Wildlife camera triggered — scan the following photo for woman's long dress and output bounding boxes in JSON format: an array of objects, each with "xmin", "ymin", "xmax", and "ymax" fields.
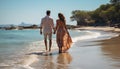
[{"xmin": 56, "ymin": 20, "xmax": 72, "ymax": 53}]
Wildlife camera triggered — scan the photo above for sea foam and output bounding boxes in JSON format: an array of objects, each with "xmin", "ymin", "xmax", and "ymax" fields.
[{"xmin": 72, "ymin": 31, "xmax": 101, "ymax": 42}]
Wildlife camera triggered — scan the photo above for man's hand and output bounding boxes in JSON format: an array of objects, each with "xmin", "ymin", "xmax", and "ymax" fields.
[{"xmin": 40, "ymin": 27, "xmax": 42, "ymax": 35}]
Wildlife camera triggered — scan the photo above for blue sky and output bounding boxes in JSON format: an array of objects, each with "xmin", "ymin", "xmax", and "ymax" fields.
[{"xmin": 0, "ymin": 0, "xmax": 109, "ymax": 25}]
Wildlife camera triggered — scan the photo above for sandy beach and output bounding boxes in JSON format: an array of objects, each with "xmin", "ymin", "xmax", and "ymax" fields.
[
  {"xmin": 75, "ymin": 26, "xmax": 120, "ymax": 32},
  {"xmin": 1, "ymin": 0, "xmax": 120, "ymax": 69},
  {"xmin": 0, "ymin": 27, "xmax": 120, "ymax": 69},
  {"xmin": 21, "ymin": 27, "xmax": 120, "ymax": 69}
]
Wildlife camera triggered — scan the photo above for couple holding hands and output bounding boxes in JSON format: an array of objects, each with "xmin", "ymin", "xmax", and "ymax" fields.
[{"xmin": 40, "ymin": 10, "xmax": 72, "ymax": 53}]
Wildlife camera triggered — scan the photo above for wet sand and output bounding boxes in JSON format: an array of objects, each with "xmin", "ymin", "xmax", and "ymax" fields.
[
  {"xmin": 101, "ymin": 36, "xmax": 120, "ymax": 62},
  {"xmin": 67, "ymin": 36, "xmax": 120, "ymax": 69},
  {"xmin": 15, "ymin": 27, "xmax": 119, "ymax": 69},
  {"xmin": 25, "ymin": 35, "xmax": 120, "ymax": 69},
  {"xmin": 1, "ymin": 27, "xmax": 120, "ymax": 69}
]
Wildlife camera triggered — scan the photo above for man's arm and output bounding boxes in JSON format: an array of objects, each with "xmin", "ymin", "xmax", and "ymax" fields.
[
  {"xmin": 40, "ymin": 19, "xmax": 43, "ymax": 35},
  {"xmin": 40, "ymin": 27, "xmax": 42, "ymax": 34}
]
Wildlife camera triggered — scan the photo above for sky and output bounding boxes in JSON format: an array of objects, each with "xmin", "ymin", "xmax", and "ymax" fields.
[{"xmin": 0, "ymin": 0, "xmax": 109, "ymax": 25}]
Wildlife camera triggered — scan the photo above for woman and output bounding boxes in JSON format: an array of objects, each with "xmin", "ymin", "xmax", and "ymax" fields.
[{"xmin": 55, "ymin": 13, "xmax": 72, "ymax": 53}]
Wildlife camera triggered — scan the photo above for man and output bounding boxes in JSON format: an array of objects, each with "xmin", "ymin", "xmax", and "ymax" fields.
[{"xmin": 40, "ymin": 10, "xmax": 54, "ymax": 52}]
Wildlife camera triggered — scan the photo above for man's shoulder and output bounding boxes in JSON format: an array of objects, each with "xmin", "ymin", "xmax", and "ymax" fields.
[
  {"xmin": 42, "ymin": 17, "xmax": 46, "ymax": 20},
  {"xmin": 42, "ymin": 16, "xmax": 53, "ymax": 22},
  {"xmin": 49, "ymin": 17, "xmax": 53, "ymax": 20},
  {"xmin": 42, "ymin": 16, "xmax": 53, "ymax": 19}
]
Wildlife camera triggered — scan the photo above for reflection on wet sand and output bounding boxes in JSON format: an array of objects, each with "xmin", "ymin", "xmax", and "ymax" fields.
[
  {"xmin": 56, "ymin": 52, "xmax": 72, "ymax": 69},
  {"xmin": 35, "ymin": 53, "xmax": 55, "ymax": 69},
  {"xmin": 34, "ymin": 52, "xmax": 72, "ymax": 69},
  {"xmin": 101, "ymin": 36, "xmax": 120, "ymax": 67},
  {"xmin": 101, "ymin": 36, "xmax": 120, "ymax": 60}
]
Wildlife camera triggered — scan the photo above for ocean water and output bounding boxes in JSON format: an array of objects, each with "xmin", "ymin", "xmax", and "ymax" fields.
[{"xmin": 0, "ymin": 29, "xmax": 119, "ymax": 69}]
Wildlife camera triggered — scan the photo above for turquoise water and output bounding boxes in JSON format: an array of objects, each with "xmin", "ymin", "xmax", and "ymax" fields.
[
  {"xmin": 0, "ymin": 29, "xmax": 82, "ymax": 57},
  {"xmin": 0, "ymin": 29, "xmax": 119, "ymax": 68},
  {"xmin": 0, "ymin": 30, "xmax": 42, "ymax": 55}
]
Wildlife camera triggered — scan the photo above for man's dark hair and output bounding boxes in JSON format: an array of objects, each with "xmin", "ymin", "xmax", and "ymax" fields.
[{"xmin": 46, "ymin": 10, "xmax": 51, "ymax": 15}]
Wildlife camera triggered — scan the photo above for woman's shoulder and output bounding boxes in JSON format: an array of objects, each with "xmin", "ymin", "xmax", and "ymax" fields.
[
  {"xmin": 57, "ymin": 20, "xmax": 62, "ymax": 24},
  {"xmin": 56, "ymin": 19, "xmax": 60, "ymax": 22}
]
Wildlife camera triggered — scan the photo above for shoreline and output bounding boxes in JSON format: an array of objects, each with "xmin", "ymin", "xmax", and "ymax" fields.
[
  {"xmin": 1, "ymin": 26, "xmax": 120, "ymax": 34},
  {"xmin": 74, "ymin": 26, "xmax": 120, "ymax": 32},
  {"xmin": 68, "ymin": 28, "xmax": 120, "ymax": 69},
  {"xmin": 29, "ymin": 27, "xmax": 120, "ymax": 69},
  {"xmin": 1, "ymin": 27, "xmax": 120, "ymax": 69}
]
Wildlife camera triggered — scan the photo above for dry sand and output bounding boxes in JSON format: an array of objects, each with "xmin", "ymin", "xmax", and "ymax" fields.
[{"xmin": 75, "ymin": 26, "xmax": 120, "ymax": 32}]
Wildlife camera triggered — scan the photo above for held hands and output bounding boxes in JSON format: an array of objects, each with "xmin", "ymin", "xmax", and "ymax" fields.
[
  {"xmin": 53, "ymin": 31, "xmax": 56, "ymax": 34},
  {"xmin": 53, "ymin": 28, "xmax": 56, "ymax": 34},
  {"xmin": 40, "ymin": 31, "xmax": 42, "ymax": 35}
]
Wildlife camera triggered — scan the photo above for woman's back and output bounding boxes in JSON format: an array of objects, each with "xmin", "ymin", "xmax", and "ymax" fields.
[
  {"xmin": 56, "ymin": 13, "xmax": 72, "ymax": 53},
  {"xmin": 56, "ymin": 20, "xmax": 66, "ymax": 32}
]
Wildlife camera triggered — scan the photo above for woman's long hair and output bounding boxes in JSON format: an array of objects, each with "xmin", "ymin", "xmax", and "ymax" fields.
[{"xmin": 58, "ymin": 13, "xmax": 65, "ymax": 23}]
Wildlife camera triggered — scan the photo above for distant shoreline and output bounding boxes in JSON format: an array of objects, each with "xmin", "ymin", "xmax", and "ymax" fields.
[
  {"xmin": 0, "ymin": 25, "xmax": 39, "ymax": 30},
  {"xmin": 0, "ymin": 25, "xmax": 120, "ymax": 33}
]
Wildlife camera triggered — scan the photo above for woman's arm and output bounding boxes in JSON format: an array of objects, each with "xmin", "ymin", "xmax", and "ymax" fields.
[{"xmin": 54, "ymin": 20, "xmax": 59, "ymax": 34}]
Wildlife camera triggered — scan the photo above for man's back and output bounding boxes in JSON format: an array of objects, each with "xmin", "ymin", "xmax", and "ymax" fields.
[
  {"xmin": 40, "ymin": 10, "xmax": 54, "ymax": 52},
  {"xmin": 41, "ymin": 16, "xmax": 54, "ymax": 34}
]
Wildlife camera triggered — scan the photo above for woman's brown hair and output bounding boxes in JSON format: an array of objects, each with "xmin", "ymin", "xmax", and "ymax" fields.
[{"xmin": 58, "ymin": 13, "xmax": 65, "ymax": 23}]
